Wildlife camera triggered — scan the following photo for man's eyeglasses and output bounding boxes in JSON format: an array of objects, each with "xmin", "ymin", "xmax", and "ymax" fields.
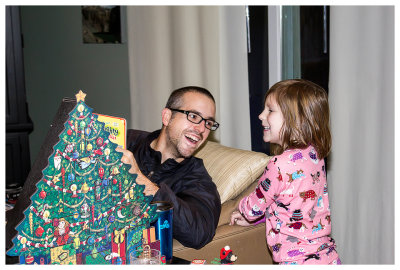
[{"xmin": 169, "ymin": 108, "xmax": 220, "ymax": 131}]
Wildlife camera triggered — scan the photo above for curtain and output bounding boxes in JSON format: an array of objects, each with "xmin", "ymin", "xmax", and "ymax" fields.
[
  {"xmin": 328, "ymin": 6, "xmax": 394, "ymax": 264},
  {"xmin": 126, "ymin": 6, "xmax": 251, "ymax": 150}
]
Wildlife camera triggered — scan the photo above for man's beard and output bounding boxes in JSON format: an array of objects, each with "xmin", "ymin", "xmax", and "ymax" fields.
[{"xmin": 165, "ymin": 126, "xmax": 202, "ymax": 159}]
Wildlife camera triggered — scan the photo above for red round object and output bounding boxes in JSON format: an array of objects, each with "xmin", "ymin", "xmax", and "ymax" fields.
[
  {"xmin": 96, "ymin": 137, "xmax": 104, "ymax": 146},
  {"xmin": 25, "ymin": 255, "xmax": 34, "ymax": 264},
  {"xmin": 67, "ymin": 129, "xmax": 73, "ymax": 135},
  {"xmin": 39, "ymin": 190, "xmax": 47, "ymax": 199},
  {"xmin": 35, "ymin": 226, "xmax": 44, "ymax": 237},
  {"xmin": 113, "ymin": 178, "xmax": 118, "ymax": 185},
  {"xmin": 98, "ymin": 167, "xmax": 105, "ymax": 179}
]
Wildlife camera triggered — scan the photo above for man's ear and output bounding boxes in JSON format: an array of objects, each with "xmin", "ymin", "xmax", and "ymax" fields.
[{"xmin": 161, "ymin": 108, "xmax": 172, "ymax": 126}]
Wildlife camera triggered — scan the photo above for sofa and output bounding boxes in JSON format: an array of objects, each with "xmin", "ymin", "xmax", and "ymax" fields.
[
  {"xmin": 126, "ymin": 129, "xmax": 274, "ymax": 264},
  {"xmin": 173, "ymin": 139, "xmax": 273, "ymax": 264}
]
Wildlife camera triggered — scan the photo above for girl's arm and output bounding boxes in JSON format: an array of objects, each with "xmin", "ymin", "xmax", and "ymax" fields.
[{"xmin": 238, "ymin": 158, "xmax": 281, "ymax": 222}]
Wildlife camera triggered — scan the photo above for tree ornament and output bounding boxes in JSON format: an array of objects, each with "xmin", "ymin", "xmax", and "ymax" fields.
[
  {"xmin": 108, "ymin": 215, "xmax": 115, "ymax": 223},
  {"xmin": 95, "ymin": 181, "xmax": 101, "ymax": 200},
  {"xmin": 20, "ymin": 236, "xmax": 27, "ymax": 245},
  {"xmin": 73, "ymin": 236, "xmax": 81, "ymax": 249},
  {"xmin": 133, "ymin": 205, "xmax": 141, "ymax": 216},
  {"xmin": 75, "ymin": 121, "xmax": 78, "ymax": 136},
  {"xmin": 91, "ymin": 205, "xmax": 95, "ymax": 226},
  {"xmin": 35, "ymin": 225, "xmax": 44, "ymax": 237},
  {"xmin": 75, "ymin": 90, "xmax": 86, "ymax": 102},
  {"xmin": 104, "ymin": 148, "xmax": 110, "ymax": 160},
  {"xmin": 85, "ymin": 127, "xmax": 91, "ymax": 136},
  {"xmin": 91, "ymin": 245, "xmax": 98, "ymax": 258},
  {"xmin": 29, "ymin": 213, "xmax": 33, "ymax": 234},
  {"xmin": 98, "ymin": 167, "xmax": 105, "ymax": 179},
  {"xmin": 67, "ymin": 129, "xmax": 73, "ymax": 136},
  {"xmin": 111, "ymin": 166, "xmax": 119, "ymax": 176},
  {"xmin": 72, "ymin": 150, "xmax": 79, "ymax": 159},
  {"xmin": 43, "ymin": 210, "xmax": 50, "ymax": 223},
  {"xmin": 53, "ymin": 152, "xmax": 61, "ymax": 170},
  {"xmin": 86, "ymin": 143, "xmax": 93, "ymax": 151},
  {"xmin": 80, "ymin": 141, "xmax": 85, "ymax": 152},
  {"xmin": 68, "ymin": 173, "xmax": 75, "ymax": 181},
  {"xmin": 93, "ymin": 149, "xmax": 103, "ymax": 155},
  {"xmin": 96, "ymin": 137, "xmax": 104, "ymax": 146},
  {"xmin": 113, "ymin": 178, "xmax": 117, "ymax": 185},
  {"xmin": 65, "ymin": 144, "xmax": 74, "ymax": 153},
  {"xmin": 70, "ymin": 184, "xmax": 78, "ymax": 197},
  {"xmin": 39, "ymin": 190, "xmax": 47, "ymax": 199},
  {"xmin": 81, "ymin": 182, "xmax": 89, "ymax": 194},
  {"xmin": 87, "ymin": 236, "xmax": 95, "ymax": 246},
  {"xmin": 61, "ymin": 167, "xmax": 66, "ymax": 188},
  {"xmin": 52, "ymin": 175, "xmax": 60, "ymax": 184},
  {"xmin": 25, "ymin": 255, "xmax": 34, "ymax": 264},
  {"xmin": 81, "ymin": 202, "xmax": 90, "ymax": 219},
  {"xmin": 77, "ymin": 104, "xmax": 85, "ymax": 114},
  {"xmin": 128, "ymin": 187, "xmax": 134, "ymax": 199}
]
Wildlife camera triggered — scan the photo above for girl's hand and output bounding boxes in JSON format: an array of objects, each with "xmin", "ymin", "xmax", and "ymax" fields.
[{"xmin": 230, "ymin": 211, "xmax": 251, "ymax": 226}]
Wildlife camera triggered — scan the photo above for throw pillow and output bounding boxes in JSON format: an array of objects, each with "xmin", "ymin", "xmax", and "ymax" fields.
[{"xmin": 194, "ymin": 141, "xmax": 271, "ymax": 204}]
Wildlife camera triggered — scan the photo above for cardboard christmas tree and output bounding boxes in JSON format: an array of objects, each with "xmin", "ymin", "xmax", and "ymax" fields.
[{"xmin": 6, "ymin": 91, "xmax": 158, "ymax": 264}]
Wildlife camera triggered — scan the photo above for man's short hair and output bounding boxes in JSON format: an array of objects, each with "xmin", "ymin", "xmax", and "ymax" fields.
[{"xmin": 165, "ymin": 86, "xmax": 215, "ymax": 109}]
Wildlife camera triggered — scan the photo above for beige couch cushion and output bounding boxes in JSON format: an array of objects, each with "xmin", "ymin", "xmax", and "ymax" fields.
[
  {"xmin": 218, "ymin": 180, "xmax": 259, "ymax": 227},
  {"xmin": 194, "ymin": 141, "xmax": 271, "ymax": 204}
]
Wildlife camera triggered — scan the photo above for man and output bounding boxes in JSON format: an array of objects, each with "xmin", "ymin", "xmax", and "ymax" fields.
[{"xmin": 116, "ymin": 86, "xmax": 221, "ymax": 249}]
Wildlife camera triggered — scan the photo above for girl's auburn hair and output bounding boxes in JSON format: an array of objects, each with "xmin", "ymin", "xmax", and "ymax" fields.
[{"xmin": 266, "ymin": 79, "xmax": 332, "ymax": 159}]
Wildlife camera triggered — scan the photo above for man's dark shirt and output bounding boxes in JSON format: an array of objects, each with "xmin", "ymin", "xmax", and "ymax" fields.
[{"xmin": 127, "ymin": 130, "xmax": 221, "ymax": 249}]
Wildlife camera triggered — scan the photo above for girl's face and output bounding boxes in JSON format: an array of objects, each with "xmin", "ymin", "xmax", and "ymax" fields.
[{"xmin": 259, "ymin": 95, "xmax": 284, "ymax": 145}]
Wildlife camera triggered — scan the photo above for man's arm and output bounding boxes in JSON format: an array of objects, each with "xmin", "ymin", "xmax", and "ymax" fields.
[
  {"xmin": 116, "ymin": 146, "xmax": 221, "ymax": 249},
  {"xmin": 152, "ymin": 173, "xmax": 221, "ymax": 249}
]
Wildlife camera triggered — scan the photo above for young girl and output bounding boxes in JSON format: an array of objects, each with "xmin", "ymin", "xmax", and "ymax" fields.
[{"xmin": 230, "ymin": 79, "xmax": 340, "ymax": 264}]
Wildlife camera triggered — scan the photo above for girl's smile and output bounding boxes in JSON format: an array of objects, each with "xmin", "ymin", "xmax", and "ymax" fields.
[{"xmin": 259, "ymin": 95, "xmax": 284, "ymax": 145}]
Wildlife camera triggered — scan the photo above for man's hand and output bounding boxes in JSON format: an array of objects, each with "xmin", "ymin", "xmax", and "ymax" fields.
[
  {"xmin": 229, "ymin": 210, "xmax": 251, "ymax": 226},
  {"xmin": 116, "ymin": 147, "xmax": 159, "ymax": 196}
]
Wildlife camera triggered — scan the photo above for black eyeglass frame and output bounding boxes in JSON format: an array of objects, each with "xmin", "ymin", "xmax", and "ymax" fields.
[{"xmin": 168, "ymin": 108, "xmax": 220, "ymax": 131}]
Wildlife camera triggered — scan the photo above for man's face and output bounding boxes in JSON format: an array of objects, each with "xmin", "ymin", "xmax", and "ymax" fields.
[{"xmin": 165, "ymin": 92, "xmax": 216, "ymax": 159}]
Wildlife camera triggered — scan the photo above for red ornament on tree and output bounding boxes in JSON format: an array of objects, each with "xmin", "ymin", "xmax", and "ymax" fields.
[
  {"xmin": 113, "ymin": 178, "xmax": 118, "ymax": 185},
  {"xmin": 96, "ymin": 137, "xmax": 104, "ymax": 147},
  {"xmin": 98, "ymin": 167, "xmax": 105, "ymax": 179},
  {"xmin": 25, "ymin": 255, "xmax": 34, "ymax": 264},
  {"xmin": 67, "ymin": 129, "xmax": 73, "ymax": 136},
  {"xmin": 39, "ymin": 190, "xmax": 47, "ymax": 199},
  {"xmin": 35, "ymin": 226, "xmax": 44, "ymax": 237}
]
